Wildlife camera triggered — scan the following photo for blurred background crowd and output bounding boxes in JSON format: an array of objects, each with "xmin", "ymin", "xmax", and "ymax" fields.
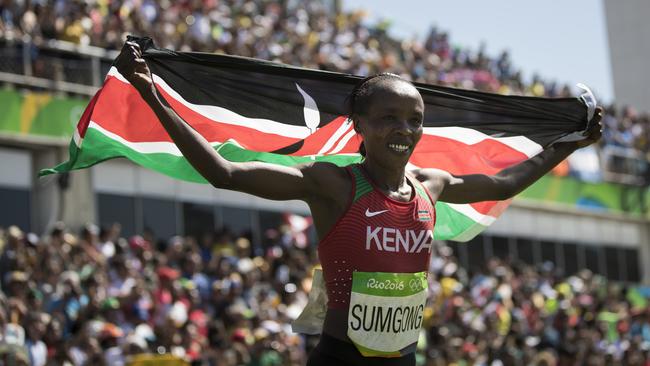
[
  {"xmin": 1, "ymin": 222, "xmax": 649, "ymax": 365},
  {"xmin": 1, "ymin": 0, "xmax": 650, "ymax": 184},
  {"xmin": 0, "ymin": 221, "xmax": 315, "ymax": 365},
  {"xmin": 1, "ymin": 0, "xmax": 650, "ymax": 365}
]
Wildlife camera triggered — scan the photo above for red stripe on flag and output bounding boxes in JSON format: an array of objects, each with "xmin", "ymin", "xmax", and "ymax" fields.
[
  {"xmin": 410, "ymin": 135, "xmax": 529, "ymax": 216},
  {"xmin": 77, "ymin": 86, "xmax": 103, "ymax": 139},
  {"xmin": 91, "ymin": 77, "xmax": 302, "ymax": 151},
  {"xmin": 472, "ymin": 199, "xmax": 510, "ymax": 218},
  {"xmin": 287, "ymin": 116, "xmax": 353, "ymax": 155},
  {"xmin": 410, "ymin": 134, "xmax": 529, "ymax": 175}
]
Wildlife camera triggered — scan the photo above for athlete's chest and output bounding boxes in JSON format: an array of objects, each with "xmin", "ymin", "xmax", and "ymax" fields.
[
  {"xmin": 354, "ymin": 192, "xmax": 433, "ymax": 226},
  {"xmin": 334, "ymin": 192, "xmax": 435, "ymax": 255},
  {"xmin": 317, "ymin": 191, "xmax": 435, "ymax": 308}
]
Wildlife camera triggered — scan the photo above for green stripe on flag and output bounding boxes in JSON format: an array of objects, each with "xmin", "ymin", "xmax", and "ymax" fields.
[
  {"xmin": 433, "ymin": 201, "xmax": 487, "ymax": 242},
  {"xmin": 40, "ymin": 127, "xmax": 362, "ymax": 182},
  {"xmin": 40, "ymin": 126, "xmax": 488, "ymax": 242},
  {"xmin": 39, "ymin": 138, "xmax": 82, "ymax": 176}
]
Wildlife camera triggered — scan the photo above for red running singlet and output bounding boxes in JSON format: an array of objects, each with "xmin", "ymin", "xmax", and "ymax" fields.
[{"xmin": 317, "ymin": 164, "xmax": 436, "ymax": 310}]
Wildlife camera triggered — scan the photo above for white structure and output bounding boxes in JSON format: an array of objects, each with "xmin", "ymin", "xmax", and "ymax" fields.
[{"xmin": 604, "ymin": 0, "xmax": 650, "ymax": 113}]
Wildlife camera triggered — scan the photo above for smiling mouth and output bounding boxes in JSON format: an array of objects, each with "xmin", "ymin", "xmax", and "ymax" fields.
[{"xmin": 388, "ymin": 143, "xmax": 410, "ymax": 153}]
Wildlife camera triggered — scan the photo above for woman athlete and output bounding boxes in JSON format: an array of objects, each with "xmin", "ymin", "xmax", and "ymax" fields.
[{"xmin": 116, "ymin": 41, "xmax": 602, "ymax": 365}]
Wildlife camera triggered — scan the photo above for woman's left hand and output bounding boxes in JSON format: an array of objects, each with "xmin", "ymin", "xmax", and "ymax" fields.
[{"xmin": 575, "ymin": 106, "xmax": 604, "ymax": 149}]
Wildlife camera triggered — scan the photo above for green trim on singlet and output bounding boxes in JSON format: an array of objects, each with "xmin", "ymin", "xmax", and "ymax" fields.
[
  {"xmin": 350, "ymin": 165, "xmax": 373, "ymax": 203},
  {"xmin": 412, "ymin": 180, "xmax": 433, "ymax": 207}
]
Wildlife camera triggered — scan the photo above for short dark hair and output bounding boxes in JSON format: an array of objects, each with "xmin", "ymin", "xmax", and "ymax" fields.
[{"xmin": 345, "ymin": 73, "xmax": 411, "ymax": 157}]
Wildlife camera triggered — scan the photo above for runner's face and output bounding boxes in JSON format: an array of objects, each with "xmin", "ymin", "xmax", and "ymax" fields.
[{"xmin": 357, "ymin": 82, "xmax": 424, "ymax": 165}]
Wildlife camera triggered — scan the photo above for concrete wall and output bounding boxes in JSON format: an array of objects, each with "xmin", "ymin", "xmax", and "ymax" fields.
[
  {"xmin": 487, "ymin": 200, "xmax": 646, "ymax": 248},
  {"xmin": 3, "ymin": 149, "xmax": 650, "ymax": 282},
  {"xmin": 0, "ymin": 147, "xmax": 31, "ymax": 188},
  {"xmin": 0, "ymin": 144, "xmax": 97, "ymax": 234},
  {"xmin": 488, "ymin": 199, "xmax": 650, "ymax": 283},
  {"xmin": 91, "ymin": 159, "xmax": 310, "ymax": 214},
  {"xmin": 604, "ymin": 0, "xmax": 650, "ymax": 113}
]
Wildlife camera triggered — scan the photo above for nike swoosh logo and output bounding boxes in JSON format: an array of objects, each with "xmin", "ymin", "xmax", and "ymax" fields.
[{"xmin": 365, "ymin": 209, "xmax": 389, "ymax": 217}]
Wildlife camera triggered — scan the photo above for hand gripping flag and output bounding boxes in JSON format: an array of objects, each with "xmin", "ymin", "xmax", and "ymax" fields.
[{"xmin": 41, "ymin": 36, "xmax": 597, "ymax": 242}]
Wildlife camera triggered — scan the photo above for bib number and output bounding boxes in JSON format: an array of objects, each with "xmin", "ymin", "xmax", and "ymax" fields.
[{"xmin": 347, "ymin": 271, "xmax": 427, "ymax": 357}]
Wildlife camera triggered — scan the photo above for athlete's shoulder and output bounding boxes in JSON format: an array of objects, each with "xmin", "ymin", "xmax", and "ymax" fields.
[
  {"xmin": 298, "ymin": 161, "xmax": 349, "ymax": 178},
  {"xmin": 298, "ymin": 161, "xmax": 351, "ymax": 195},
  {"xmin": 297, "ymin": 162, "xmax": 352, "ymax": 215}
]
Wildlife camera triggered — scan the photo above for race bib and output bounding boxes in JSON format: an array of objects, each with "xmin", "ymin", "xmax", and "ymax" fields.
[{"xmin": 347, "ymin": 271, "xmax": 428, "ymax": 357}]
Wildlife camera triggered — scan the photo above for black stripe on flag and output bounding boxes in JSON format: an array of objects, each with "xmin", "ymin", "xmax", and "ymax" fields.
[{"xmin": 128, "ymin": 36, "xmax": 589, "ymax": 148}]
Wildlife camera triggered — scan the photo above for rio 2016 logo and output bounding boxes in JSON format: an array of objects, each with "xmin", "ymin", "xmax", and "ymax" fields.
[{"xmin": 366, "ymin": 278, "xmax": 404, "ymax": 291}]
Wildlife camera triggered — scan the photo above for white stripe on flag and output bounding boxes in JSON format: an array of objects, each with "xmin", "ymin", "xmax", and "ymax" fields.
[
  {"xmin": 89, "ymin": 121, "xmax": 222, "ymax": 156},
  {"xmin": 106, "ymin": 67, "xmax": 312, "ymax": 139},
  {"xmin": 73, "ymin": 128, "xmax": 82, "ymax": 147},
  {"xmin": 327, "ymin": 128, "xmax": 357, "ymax": 155},
  {"xmin": 423, "ymin": 127, "xmax": 542, "ymax": 158},
  {"xmin": 446, "ymin": 203, "xmax": 497, "ymax": 226},
  {"xmin": 317, "ymin": 120, "xmax": 353, "ymax": 155},
  {"xmin": 90, "ymin": 121, "xmax": 360, "ymax": 164}
]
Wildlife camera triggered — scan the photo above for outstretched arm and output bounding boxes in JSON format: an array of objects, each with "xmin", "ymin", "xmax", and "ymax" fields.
[
  {"xmin": 115, "ymin": 41, "xmax": 336, "ymax": 202},
  {"xmin": 416, "ymin": 108, "xmax": 603, "ymax": 203}
]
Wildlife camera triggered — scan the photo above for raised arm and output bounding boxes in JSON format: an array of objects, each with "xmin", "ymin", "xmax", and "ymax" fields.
[
  {"xmin": 415, "ymin": 108, "xmax": 603, "ymax": 204},
  {"xmin": 115, "ymin": 41, "xmax": 338, "ymax": 202}
]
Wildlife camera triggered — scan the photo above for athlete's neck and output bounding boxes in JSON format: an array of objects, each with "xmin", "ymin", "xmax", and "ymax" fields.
[{"xmin": 361, "ymin": 159, "xmax": 408, "ymax": 193}]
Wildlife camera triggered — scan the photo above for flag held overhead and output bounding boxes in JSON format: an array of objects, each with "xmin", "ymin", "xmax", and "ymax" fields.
[{"xmin": 41, "ymin": 36, "xmax": 593, "ymax": 242}]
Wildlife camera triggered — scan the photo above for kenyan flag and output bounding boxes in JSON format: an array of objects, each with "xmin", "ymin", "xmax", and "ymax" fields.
[{"xmin": 41, "ymin": 36, "xmax": 596, "ymax": 242}]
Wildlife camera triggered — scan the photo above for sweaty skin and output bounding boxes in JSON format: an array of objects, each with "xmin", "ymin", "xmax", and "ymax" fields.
[{"xmin": 115, "ymin": 41, "xmax": 603, "ymax": 343}]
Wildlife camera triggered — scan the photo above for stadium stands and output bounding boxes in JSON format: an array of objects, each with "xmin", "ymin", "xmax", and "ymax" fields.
[
  {"xmin": 1, "ymin": 223, "xmax": 649, "ymax": 365},
  {"xmin": 1, "ymin": 1, "xmax": 650, "ymax": 364},
  {"xmin": 1, "ymin": 0, "xmax": 648, "ymax": 185}
]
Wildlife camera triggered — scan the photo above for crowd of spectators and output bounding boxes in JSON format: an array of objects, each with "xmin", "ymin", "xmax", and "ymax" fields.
[
  {"xmin": 0, "ymin": 222, "xmax": 318, "ymax": 365},
  {"xmin": 1, "ymin": 2, "xmax": 650, "ymax": 365},
  {"xmin": 601, "ymin": 105, "xmax": 650, "ymax": 183},
  {"xmin": 0, "ymin": 0, "xmax": 573, "ymax": 94},
  {"xmin": 1, "ymin": 221, "xmax": 649, "ymax": 365},
  {"xmin": 427, "ymin": 246, "xmax": 650, "ymax": 365},
  {"xmin": 1, "ymin": 0, "xmax": 650, "ymax": 174}
]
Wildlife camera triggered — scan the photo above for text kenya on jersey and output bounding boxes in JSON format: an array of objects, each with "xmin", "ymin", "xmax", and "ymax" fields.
[{"xmin": 365, "ymin": 227, "xmax": 434, "ymax": 254}]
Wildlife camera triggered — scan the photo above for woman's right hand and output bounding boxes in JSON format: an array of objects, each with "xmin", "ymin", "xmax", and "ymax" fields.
[{"xmin": 114, "ymin": 41, "xmax": 154, "ymax": 96}]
